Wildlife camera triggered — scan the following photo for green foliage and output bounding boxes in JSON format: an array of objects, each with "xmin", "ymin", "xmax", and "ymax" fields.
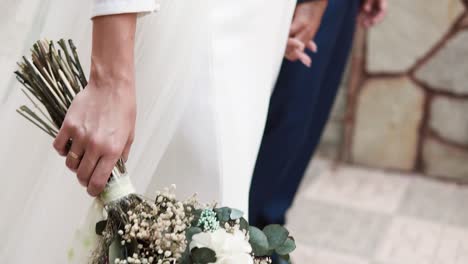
[
  {"xmin": 247, "ymin": 224, "xmax": 296, "ymax": 259},
  {"xmin": 248, "ymin": 226, "xmax": 270, "ymax": 256},
  {"xmin": 214, "ymin": 207, "xmax": 231, "ymax": 222},
  {"xmin": 95, "ymin": 220, "xmax": 107, "ymax": 236},
  {"xmin": 275, "ymin": 237, "xmax": 296, "ymax": 256},
  {"xmin": 239, "ymin": 217, "xmax": 249, "ymax": 231},
  {"xmin": 186, "ymin": 226, "xmax": 203, "ymax": 241},
  {"xmin": 108, "ymin": 239, "xmax": 126, "ymax": 263},
  {"xmin": 191, "ymin": 248, "xmax": 217, "ymax": 264},
  {"xmin": 229, "ymin": 208, "xmax": 244, "ymax": 220},
  {"xmin": 191, "ymin": 209, "xmax": 203, "ymax": 227},
  {"xmin": 263, "ymin": 224, "xmax": 289, "ymax": 250},
  {"xmin": 179, "ymin": 247, "xmax": 193, "ymax": 264}
]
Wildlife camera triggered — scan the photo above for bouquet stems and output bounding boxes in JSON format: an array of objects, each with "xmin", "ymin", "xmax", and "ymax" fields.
[{"xmin": 15, "ymin": 39, "xmax": 152, "ymax": 263}]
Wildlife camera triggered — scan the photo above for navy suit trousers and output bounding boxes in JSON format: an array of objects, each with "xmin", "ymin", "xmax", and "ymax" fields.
[{"xmin": 249, "ymin": 0, "xmax": 360, "ymax": 228}]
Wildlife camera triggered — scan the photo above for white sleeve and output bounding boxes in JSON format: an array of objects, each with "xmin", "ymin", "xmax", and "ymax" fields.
[{"xmin": 92, "ymin": 0, "xmax": 159, "ymax": 18}]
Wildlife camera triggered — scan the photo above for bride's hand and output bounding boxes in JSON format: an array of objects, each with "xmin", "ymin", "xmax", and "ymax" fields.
[
  {"xmin": 53, "ymin": 13, "xmax": 137, "ymax": 197},
  {"xmin": 54, "ymin": 78, "xmax": 136, "ymax": 196}
]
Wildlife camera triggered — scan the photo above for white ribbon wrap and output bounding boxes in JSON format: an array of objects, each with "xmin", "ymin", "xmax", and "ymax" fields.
[
  {"xmin": 68, "ymin": 176, "xmax": 135, "ymax": 263},
  {"xmin": 100, "ymin": 175, "xmax": 136, "ymax": 205}
]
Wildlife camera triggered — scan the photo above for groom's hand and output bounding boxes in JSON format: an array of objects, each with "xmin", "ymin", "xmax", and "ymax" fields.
[
  {"xmin": 285, "ymin": 0, "xmax": 328, "ymax": 67},
  {"xmin": 359, "ymin": 0, "xmax": 388, "ymax": 28}
]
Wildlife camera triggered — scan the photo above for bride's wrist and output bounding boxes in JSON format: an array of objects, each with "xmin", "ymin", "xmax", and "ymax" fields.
[{"xmin": 89, "ymin": 57, "xmax": 135, "ymax": 92}]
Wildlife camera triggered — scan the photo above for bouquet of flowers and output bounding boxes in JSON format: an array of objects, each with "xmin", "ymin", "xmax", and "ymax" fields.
[
  {"xmin": 103, "ymin": 185, "xmax": 296, "ymax": 264},
  {"xmin": 15, "ymin": 39, "xmax": 296, "ymax": 264}
]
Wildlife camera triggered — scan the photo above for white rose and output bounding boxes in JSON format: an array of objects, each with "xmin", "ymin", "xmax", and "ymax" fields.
[{"xmin": 190, "ymin": 229, "xmax": 253, "ymax": 264}]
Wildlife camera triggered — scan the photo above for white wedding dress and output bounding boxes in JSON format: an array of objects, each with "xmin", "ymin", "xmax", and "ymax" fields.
[{"xmin": 0, "ymin": 0, "xmax": 295, "ymax": 262}]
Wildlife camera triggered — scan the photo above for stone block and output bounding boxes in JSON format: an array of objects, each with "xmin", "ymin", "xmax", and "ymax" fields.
[{"xmin": 352, "ymin": 77, "xmax": 424, "ymax": 170}]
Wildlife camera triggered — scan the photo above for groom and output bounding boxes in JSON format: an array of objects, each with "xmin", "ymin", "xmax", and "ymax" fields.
[{"xmin": 249, "ymin": 0, "xmax": 387, "ymax": 260}]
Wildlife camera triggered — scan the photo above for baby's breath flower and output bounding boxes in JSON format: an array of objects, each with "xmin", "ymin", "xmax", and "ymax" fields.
[
  {"xmin": 197, "ymin": 209, "xmax": 220, "ymax": 232},
  {"xmin": 112, "ymin": 186, "xmax": 198, "ymax": 264}
]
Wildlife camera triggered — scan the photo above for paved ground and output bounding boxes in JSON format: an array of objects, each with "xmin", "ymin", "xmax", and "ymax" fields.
[{"xmin": 287, "ymin": 158, "xmax": 468, "ymax": 264}]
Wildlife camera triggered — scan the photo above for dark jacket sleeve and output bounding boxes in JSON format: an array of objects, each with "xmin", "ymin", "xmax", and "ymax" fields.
[{"xmin": 297, "ymin": 0, "xmax": 318, "ymax": 3}]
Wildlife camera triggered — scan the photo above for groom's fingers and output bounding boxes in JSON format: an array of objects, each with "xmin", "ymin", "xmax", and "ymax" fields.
[
  {"xmin": 289, "ymin": 20, "xmax": 303, "ymax": 36},
  {"xmin": 286, "ymin": 48, "xmax": 312, "ymax": 67},
  {"xmin": 285, "ymin": 38, "xmax": 305, "ymax": 61},
  {"xmin": 287, "ymin": 38, "xmax": 305, "ymax": 51},
  {"xmin": 294, "ymin": 49, "xmax": 312, "ymax": 67},
  {"xmin": 285, "ymin": 37, "xmax": 312, "ymax": 67},
  {"xmin": 307, "ymin": 40, "xmax": 318, "ymax": 53},
  {"xmin": 373, "ymin": 0, "xmax": 388, "ymax": 24}
]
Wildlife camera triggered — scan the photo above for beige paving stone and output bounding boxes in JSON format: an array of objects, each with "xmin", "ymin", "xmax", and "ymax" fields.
[
  {"xmin": 305, "ymin": 166, "xmax": 410, "ymax": 214},
  {"xmin": 318, "ymin": 121, "xmax": 344, "ymax": 159},
  {"xmin": 423, "ymin": 137, "xmax": 468, "ymax": 180},
  {"xmin": 416, "ymin": 31, "xmax": 468, "ymax": 95},
  {"xmin": 398, "ymin": 176, "xmax": 468, "ymax": 227},
  {"xmin": 434, "ymin": 226, "xmax": 468, "ymax": 264},
  {"xmin": 367, "ymin": 0, "xmax": 464, "ymax": 72},
  {"xmin": 288, "ymin": 158, "xmax": 468, "ymax": 263},
  {"xmin": 375, "ymin": 216, "xmax": 468, "ymax": 264},
  {"xmin": 375, "ymin": 216, "xmax": 443, "ymax": 264},
  {"xmin": 292, "ymin": 244, "xmax": 370, "ymax": 264},
  {"xmin": 287, "ymin": 200, "xmax": 389, "ymax": 257},
  {"xmin": 351, "ymin": 77, "xmax": 424, "ymax": 170},
  {"xmin": 429, "ymin": 96, "xmax": 468, "ymax": 145}
]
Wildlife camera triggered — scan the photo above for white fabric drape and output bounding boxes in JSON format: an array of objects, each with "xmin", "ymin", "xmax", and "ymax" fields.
[
  {"xmin": 92, "ymin": 0, "xmax": 158, "ymax": 17},
  {"xmin": 0, "ymin": 0, "xmax": 295, "ymax": 262}
]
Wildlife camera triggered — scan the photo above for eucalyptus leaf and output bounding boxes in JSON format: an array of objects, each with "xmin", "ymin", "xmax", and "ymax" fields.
[
  {"xmin": 186, "ymin": 226, "xmax": 203, "ymax": 241},
  {"xmin": 191, "ymin": 209, "xmax": 203, "ymax": 226},
  {"xmin": 191, "ymin": 247, "xmax": 217, "ymax": 264},
  {"xmin": 248, "ymin": 226, "xmax": 270, "ymax": 256},
  {"xmin": 180, "ymin": 247, "xmax": 193, "ymax": 264},
  {"xmin": 214, "ymin": 207, "xmax": 231, "ymax": 222},
  {"xmin": 263, "ymin": 224, "xmax": 289, "ymax": 250},
  {"xmin": 275, "ymin": 237, "xmax": 296, "ymax": 256},
  {"xmin": 239, "ymin": 217, "xmax": 249, "ymax": 231},
  {"xmin": 95, "ymin": 220, "xmax": 107, "ymax": 236},
  {"xmin": 229, "ymin": 208, "xmax": 244, "ymax": 220},
  {"xmin": 109, "ymin": 239, "xmax": 126, "ymax": 264}
]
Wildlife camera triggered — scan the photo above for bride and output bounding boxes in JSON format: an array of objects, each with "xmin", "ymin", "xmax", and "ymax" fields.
[{"xmin": 0, "ymin": 0, "xmax": 296, "ymax": 262}]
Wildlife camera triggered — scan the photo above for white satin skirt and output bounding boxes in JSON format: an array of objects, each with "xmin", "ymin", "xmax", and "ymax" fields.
[{"xmin": 0, "ymin": 0, "xmax": 295, "ymax": 262}]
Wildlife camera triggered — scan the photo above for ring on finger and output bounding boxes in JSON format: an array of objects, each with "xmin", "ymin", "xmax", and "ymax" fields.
[{"xmin": 68, "ymin": 151, "xmax": 82, "ymax": 160}]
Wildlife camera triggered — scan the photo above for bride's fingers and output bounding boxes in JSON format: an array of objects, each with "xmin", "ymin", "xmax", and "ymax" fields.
[
  {"xmin": 65, "ymin": 138, "xmax": 85, "ymax": 172},
  {"xmin": 87, "ymin": 155, "xmax": 119, "ymax": 197},
  {"xmin": 122, "ymin": 135, "xmax": 134, "ymax": 162},
  {"xmin": 53, "ymin": 125, "xmax": 72, "ymax": 156},
  {"xmin": 76, "ymin": 148, "xmax": 100, "ymax": 188}
]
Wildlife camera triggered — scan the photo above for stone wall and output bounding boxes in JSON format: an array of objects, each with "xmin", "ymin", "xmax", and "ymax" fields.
[{"xmin": 318, "ymin": 0, "xmax": 468, "ymax": 182}]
